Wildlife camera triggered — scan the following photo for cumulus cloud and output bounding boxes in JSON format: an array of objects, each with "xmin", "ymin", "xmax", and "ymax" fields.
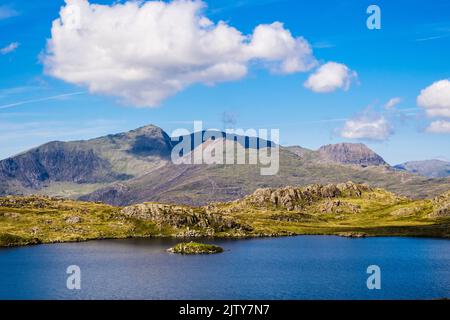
[
  {"xmin": 304, "ymin": 62, "xmax": 357, "ymax": 93},
  {"xmin": 426, "ymin": 120, "xmax": 450, "ymax": 134},
  {"xmin": 0, "ymin": 42, "xmax": 19, "ymax": 55},
  {"xmin": 341, "ymin": 110, "xmax": 392, "ymax": 141},
  {"xmin": 417, "ymin": 79, "xmax": 450, "ymax": 117},
  {"xmin": 383, "ymin": 97, "xmax": 401, "ymax": 109},
  {"xmin": 44, "ymin": 0, "xmax": 317, "ymax": 107}
]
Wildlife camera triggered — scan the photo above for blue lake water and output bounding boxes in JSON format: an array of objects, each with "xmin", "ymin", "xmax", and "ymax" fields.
[{"xmin": 0, "ymin": 236, "xmax": 449, "ymax": 300}]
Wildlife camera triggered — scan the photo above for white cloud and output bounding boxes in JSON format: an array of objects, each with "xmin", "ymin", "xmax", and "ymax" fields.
[
  {"xmin": 384, "ymin": 97, "xmax": 401, "ymax": 109},
  {"xmin": 0, "ymin": 42, "xmax": 19, "ymax": 55},
  {"xmin": 304, "ymin": 62, "xmax": 357, "ymax": 93},
  {"xmin": 0, "ymin": 91, "xmax": 85, "ymax": 110},
  {"xmin": 426, "ymin": 120, "xmax": 450, "ymax": 134},
  {"xmin": 0, "ymin": 6, "xmax": 18, "ymax": 20},
  {"xmin": 341, "ymin": 110, "xmax": 392, "ymax": 141},
  {"xmin": 44, "ymin": 0, "xmax": 317, "ymax": 107},
  {"xmin": 417, "ymin": 79, "xmax": 450, "ymax": 117}
]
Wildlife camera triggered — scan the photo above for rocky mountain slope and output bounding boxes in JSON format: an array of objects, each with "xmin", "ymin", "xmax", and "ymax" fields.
[
  {"xmin": 80, "ymin": 146, "xmax": 450, "ymax": 206},
  {"xmin": 317, "ymin": 143, "xmax": 388, "ymax": 166},
  {"xmin": 1, "ymin": 124, "xmax": 450, "ymax": 206},
  {"xmin": 394, "ymin": 160, "xmax": 450, "ymax": 178},
  {"xmin": 0, "ymin": 125, "xmax": 172, "ymax": 195}
]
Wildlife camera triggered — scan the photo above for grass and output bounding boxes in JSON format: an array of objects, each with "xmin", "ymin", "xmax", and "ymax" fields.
[
  {"xmin": 0, "ymin": 196, "xmax": 156, "ymax": 246},
  {"xmin": 214, "ymin": 186, "xmax": 450, "ymax": 238},
  {"xmin": 167, "ymin": 242, "xmax": 224, "ymax": 254},
  {"xmin": 36, "ymin": 182, "xmax": 109, "ymax": 199},
  {"xmin": 0, "ymin": 184, "xmax": 449, "ymax": 247}
]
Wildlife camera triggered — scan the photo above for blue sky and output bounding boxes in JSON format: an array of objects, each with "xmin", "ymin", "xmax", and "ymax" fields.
[{"xmin": 0, "ymin": 0, "xmax": 450, "ymax": 164}]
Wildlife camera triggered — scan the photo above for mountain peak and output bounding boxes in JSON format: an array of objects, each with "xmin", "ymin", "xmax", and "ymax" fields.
[
  {"xmin": 318, "ymin": 143, "xmax": 387, "ymax": 166},
  {"xmin": 123, "ymin": 124, "xmax": 173, "ymax": 157},
  {"xmin": 127, "ymin": 124, "xmax": 166, "ymax": 136}
]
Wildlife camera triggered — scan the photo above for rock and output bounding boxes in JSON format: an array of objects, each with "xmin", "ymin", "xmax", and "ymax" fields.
[
  {"xmin": 319, "ymin": 200, "xmax": 361, "ymax": 214},
  {"xmin": 0, "ymin": 195, "xmax": 73, "ymax": 210},
  {"xmin": 430, "ymin": 191, "xmax": 450, "ymax": 217},
  {"xmin": 121, "ymin": 202, "xmax": 251, "ymax": 232},
  {"xmin": 244, "ymin": 182, "xmax": 371, "ymax": 211},
  {"xmin": 1, "ymin": 212, "xmax": 20, "ymax": 219},
  {"xmin": 65, "ymin": 216, "xmax": 82, "ymax": 224},
  {"xmin": 337, "ymin": 232, "xmax": 367, "ymax": 238},
  {"xmin": 175, "ymin": 228, "xmax": 204, "ymax": 238},
  {"xmin": 433, "ymin": 205, "xmax": 450, "ymax": 217}
]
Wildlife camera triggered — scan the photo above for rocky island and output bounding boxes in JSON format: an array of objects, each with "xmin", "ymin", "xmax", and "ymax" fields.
[{"xmin": 167, "ymin": 242, "xmax": 224, "ymax": 254}]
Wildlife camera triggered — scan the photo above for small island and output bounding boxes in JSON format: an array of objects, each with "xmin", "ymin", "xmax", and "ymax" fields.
[{"xmin": 167, "ymin": 242, "xmax": 224, "ymax": 254}]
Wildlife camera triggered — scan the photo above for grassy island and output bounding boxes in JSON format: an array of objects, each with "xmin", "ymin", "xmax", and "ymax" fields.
[{"xmin": 167, "ymin": 242, "xmax": 224, "ymax": 254}]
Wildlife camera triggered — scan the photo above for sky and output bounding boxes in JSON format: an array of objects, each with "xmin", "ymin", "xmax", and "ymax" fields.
[{"xmin": 0, "ymin": 0, "xmax": 449, "ymax": 164}]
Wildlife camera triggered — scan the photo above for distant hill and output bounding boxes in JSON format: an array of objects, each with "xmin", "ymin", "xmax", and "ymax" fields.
[
  {"xmin": 394, "ymin": 160, "xmax": 450, "ymax": 178},
  {"xmin": 317, "ymin": 143, "xmax": 388, "ymax": 166},
  {"xmin": 1, "ymin": 124, "xmax": 449, "ymax": 206},
  {"xmin": 286, "ymin": 143, "xmax": 388, "ymax": 166}
]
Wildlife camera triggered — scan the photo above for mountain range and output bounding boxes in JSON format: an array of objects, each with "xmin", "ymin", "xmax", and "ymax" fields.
[
  {"xmin": 1, "ymin": 124, "xmax": 449, "ymax": 206},
  {"xmin": 394, "ymin": 160, "xmax": 450, "ymax": 178}
]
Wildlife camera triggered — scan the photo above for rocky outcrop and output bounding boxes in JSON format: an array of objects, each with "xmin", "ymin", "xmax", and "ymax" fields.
[
  {"xmin": 0, "ymin": 195, "xmax": 64, "ymax": 209},
  {"xmin": 318, "ymin": 200, "xmax": 361, "ymax": 214},
  {"xmin": 65, "ymin": 216, "xmax": 82, "ymax": 224},
  {"xmin": 121, "ymin": 202, "xmax": 251, "ymax": 232},
  {"xmin": 337, "ymin": 232, "xmax": 367, "ymax": 238},
  {"xmin": 243, "ymin": 182, "xmax": 372, "ymax": 211},
  {"xmin": 318, "ymin": 143, "xmax": 387, "ymax": 166},
  {"xmin": 430, "ymin": 191, "xmax": 450, "ymax": 217}
]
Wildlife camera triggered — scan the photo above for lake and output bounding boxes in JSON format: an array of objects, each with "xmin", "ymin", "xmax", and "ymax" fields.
[{"xmin": 0, "ymin": 236, "xmax": 449, "ymax": 300}]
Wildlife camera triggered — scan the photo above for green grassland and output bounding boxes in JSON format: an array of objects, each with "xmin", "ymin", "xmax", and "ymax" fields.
[{"xmin": 1, "ymin": 182, "xmax": 449, "ymax": 247}]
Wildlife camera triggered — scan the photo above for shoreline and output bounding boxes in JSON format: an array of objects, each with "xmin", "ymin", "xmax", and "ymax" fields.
[{"xmin": 2, "ymin": 229, "xmax": 450, "ymax": 249}]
